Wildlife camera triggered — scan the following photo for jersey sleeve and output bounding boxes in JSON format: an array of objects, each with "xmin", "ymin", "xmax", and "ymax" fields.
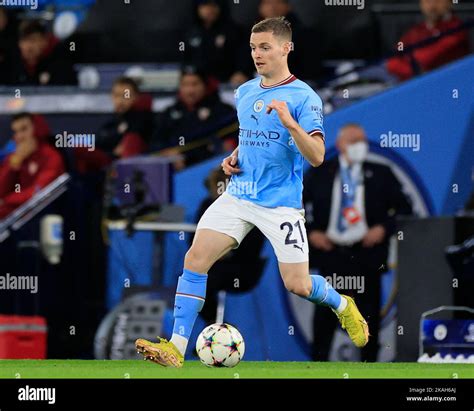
[{"xmin": 296, "ymin": 92, "xmax": 325, "ymax": 142}]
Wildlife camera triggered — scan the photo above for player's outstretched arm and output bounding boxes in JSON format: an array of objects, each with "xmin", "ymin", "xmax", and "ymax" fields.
[{"xmin": 267, "ymin": 100, "xmax": 325, "ymax": 167}]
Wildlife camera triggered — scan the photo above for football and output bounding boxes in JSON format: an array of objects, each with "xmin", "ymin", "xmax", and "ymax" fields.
[{"xmin": 196, "ymin": 323, "xmax": 245, "ymax": 367}]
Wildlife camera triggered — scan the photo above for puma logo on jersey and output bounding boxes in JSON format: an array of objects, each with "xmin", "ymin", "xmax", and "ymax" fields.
[{"xmin": 293, "ymin": 244, "xmax": 304, "ymax": 253}]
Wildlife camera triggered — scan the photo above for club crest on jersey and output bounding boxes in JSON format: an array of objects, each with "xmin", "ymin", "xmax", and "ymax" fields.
[{"xmin": 253, "ymin": 100, "xmax": 264, "ymax": 113}]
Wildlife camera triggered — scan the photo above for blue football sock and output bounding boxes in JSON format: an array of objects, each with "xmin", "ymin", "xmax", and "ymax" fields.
[
  {"xmin": 305, "ymin": 274, "xmax": 342, "ymax": 310},
  {"xmin": 172, "ymin": 269, "xmax": 207, "ymax": 342}
]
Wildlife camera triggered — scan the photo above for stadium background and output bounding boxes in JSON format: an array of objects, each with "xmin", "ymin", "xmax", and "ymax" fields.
[{"xmin": 0, "ymin": 0, "xmax": 472, "ymax": 365}]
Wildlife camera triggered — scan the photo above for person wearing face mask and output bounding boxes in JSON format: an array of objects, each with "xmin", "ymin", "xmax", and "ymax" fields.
[{"xmin": 303, "ymin": 123, "xmax": 412, "ymax": 362}]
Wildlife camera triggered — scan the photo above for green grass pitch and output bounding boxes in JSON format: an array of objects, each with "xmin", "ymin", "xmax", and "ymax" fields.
[{"xmin": 0, "ymin": 360, "xmax": 472, "ymax": 378}]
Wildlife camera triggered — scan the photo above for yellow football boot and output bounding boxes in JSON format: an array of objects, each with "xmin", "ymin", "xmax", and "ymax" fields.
[
  {"xmin": 135, "ymin": 337, "xmax": 184, "ymax": 368},
  {"xmin": 333, "ymin": 295, "xmax": 369, "ymax": 348}
]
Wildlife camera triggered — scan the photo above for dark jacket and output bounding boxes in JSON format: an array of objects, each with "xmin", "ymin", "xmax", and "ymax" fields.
[
  {"xmin": 3, "ymin": 34, "xmax": 77, "ymax": 86},
  {"xmin": 96, "ymin": 94, "xmax": 153, "ymax": 158},
  {"xmin": 183, "ymin": 19, "xmax": 246, "ymax": 82},
  {"xmin": 152, "ymin": 92, "xmax": 236, "ymax": 165},
  {"xmin": 303, "ymin": 157, "xmax": 413, "ymax": 268}
]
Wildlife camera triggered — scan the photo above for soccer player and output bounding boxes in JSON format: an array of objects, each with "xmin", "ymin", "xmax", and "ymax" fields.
[{"xmin": 136, "ymin": 17, "xmax": 369, "ymax": 367}]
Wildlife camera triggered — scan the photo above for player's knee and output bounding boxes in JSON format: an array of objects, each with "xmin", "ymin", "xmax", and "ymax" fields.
[
  {"xmin": 284, "ymin": 278, "xmax": 312, "ymax": 298},
  {"xmin": 184, "ymin": 246, "xmax": 209, "ymax": 273}
]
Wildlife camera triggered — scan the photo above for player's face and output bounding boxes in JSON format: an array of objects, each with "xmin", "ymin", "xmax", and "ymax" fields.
[
  {"xmin": 111, "ymin": 83, "xmax": 137, "ymax": 114},
  {"xmin": 12, "ymin": 117, "xmax": 35, "ymax": 145},
  {"xmin": 250, "ymin": 32, "xmax": 290, "ymax": 77},
  {"xmin": 420, "ymin": 0, "xmax": 451, "ymax": 22}
]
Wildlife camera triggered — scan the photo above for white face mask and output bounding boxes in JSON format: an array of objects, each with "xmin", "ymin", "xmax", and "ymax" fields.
[{"xmin": 346, "ymin": 141, "xmax": 368, "ymax": 163}]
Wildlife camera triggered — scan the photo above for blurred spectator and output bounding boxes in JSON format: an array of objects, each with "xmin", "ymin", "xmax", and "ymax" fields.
[
  {"xmin": 184, "ymin": 0, "xmax": 248, "ymax": 86},
  {"xmin": 3, "ymin": 19, "xmax": 77, "ymax": 85},
  {"xmin": 239, "ymin": 0, "xmax": 321, "ymax": 82},
  {"xmin": 74, "ymin": 76, "xmax": 152, "ymax": 173},
  {"xmin": 99, "ymin": 77, "xmax": 152, "ymax": 157},
  {"xmin": 303, "ymin": 124, "xmax": 412, "ymax": 362},
  {"xmin": 0, "ymin": 113, "xmax": 51, "ymax": 161},
  {"xmin": 386, "ymin": 0, "xmax": 469, "ymax": 81},
  {"xmin": 0, "ymin": 112, "xmax": 65, "ymax": 219},
  {"xmin": 152, "ymin": 68, "xmax": 236, "ymax": 169}
]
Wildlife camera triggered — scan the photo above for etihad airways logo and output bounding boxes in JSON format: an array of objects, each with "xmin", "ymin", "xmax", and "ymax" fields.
[
  {"xmin": 239, "ymin": 128, "xmax": 281, "ymax": 148},
  {"xmin": 239, "ymin": 128, "xmax": 281, "ymax": 140}
]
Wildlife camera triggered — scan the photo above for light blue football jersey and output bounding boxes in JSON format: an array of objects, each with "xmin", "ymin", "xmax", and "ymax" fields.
[{"xmin": 227, "ymin": 74, "xmax": 325, "ymax": 209}]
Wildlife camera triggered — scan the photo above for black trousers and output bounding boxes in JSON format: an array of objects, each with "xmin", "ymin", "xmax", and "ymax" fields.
[{"xmin": 311, "ymin": 243, "xmax": 385, "ymax": 362}]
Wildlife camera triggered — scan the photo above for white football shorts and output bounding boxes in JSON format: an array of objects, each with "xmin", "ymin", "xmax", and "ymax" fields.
[{"xmin": 196, "ymin": 192, "xmax": 309, "ymax": 263}]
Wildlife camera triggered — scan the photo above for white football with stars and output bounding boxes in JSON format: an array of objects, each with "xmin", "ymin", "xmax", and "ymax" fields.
[{"xmin": 196, "ymin": 323, "xmax": 245, "ymax": 368}]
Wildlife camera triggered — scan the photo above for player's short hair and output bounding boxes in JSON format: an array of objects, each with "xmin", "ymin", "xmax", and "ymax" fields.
[
  {"xmin": 112, "ymin": 76, "xmax": 140, "ymax": 94},
  {"xmin": 19, "ymin": 20, "xmax": 47, "ymax": 40},
  {"xmin": 11, "ymin": 112, "xmax": 33, "ymax": 124},
  {"xmin": 251, "ymin": 16, "xmax": 292, "ymax": 42}
]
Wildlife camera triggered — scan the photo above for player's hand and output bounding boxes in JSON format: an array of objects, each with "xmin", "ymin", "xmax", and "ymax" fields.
[
  {"xmin": 266, "ymin": 99, "xmax": 297, "ymax": 129},
  {"xmin": 362, "ymin": 225, "xmax": 386, "ymax": 248},
  {"xmin": 309, "ymin": 230, "xmax": 334, "ymax": 251},
  {"xmin": 16, "ymin": 140, "xmax": 37, "ymax": 160},
  {"xmin": 221, "ymin": 154, "xmax": 241, "ymax": 175},
  {"xmin": 10, "ymin": 140, "xmax": 37, "ymax": 169}
]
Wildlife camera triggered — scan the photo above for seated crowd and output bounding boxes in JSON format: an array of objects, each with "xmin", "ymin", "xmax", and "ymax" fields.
[{"xmin": 0, "ymin": 0, "xmax": 471, "ymax": 218}]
